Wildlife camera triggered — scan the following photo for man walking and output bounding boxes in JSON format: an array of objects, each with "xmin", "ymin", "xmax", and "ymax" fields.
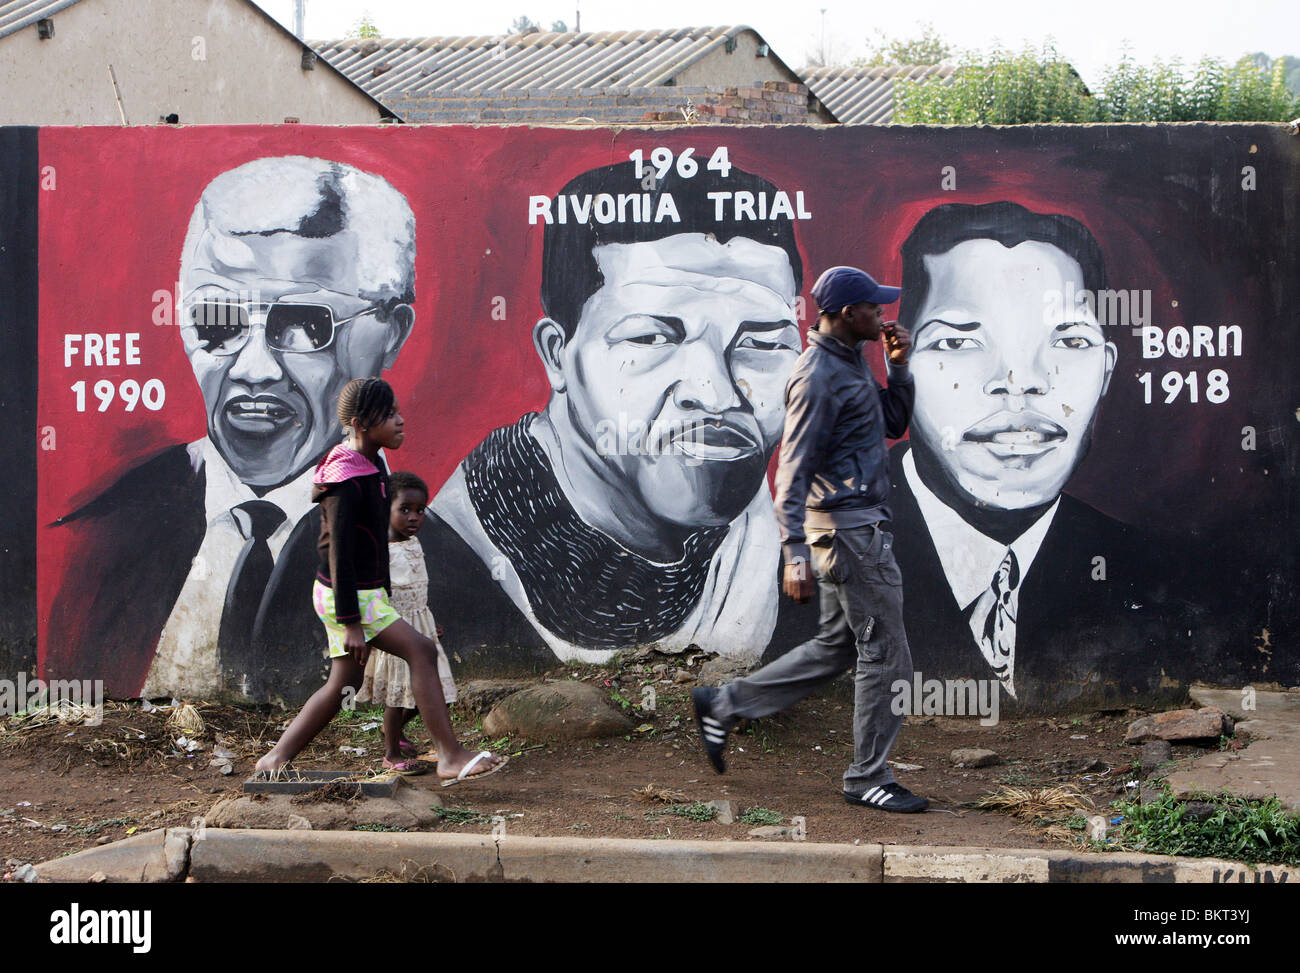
[{"xmin": 692, "ymin": 265, "xmax": 929, "ymax": 813}]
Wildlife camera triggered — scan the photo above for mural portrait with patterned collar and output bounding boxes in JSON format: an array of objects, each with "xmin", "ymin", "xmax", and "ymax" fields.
[{"xmin": 425, "ymin": 158, "xmax": 817, "ymax": 667}]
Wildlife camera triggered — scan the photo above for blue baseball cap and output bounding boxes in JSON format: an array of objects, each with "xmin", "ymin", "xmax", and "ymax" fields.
[{"xmin": 811, "ymin": 266, "xmax": 900, "ymax": 312}]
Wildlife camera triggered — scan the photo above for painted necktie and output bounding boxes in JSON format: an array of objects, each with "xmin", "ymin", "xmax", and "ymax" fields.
[
  {"xmin": 969, "ymin": 548, "xmax": 1020, "ymax": 698},
  {"xmin": 218, "ymin": 500, "xmax": 286, "ymax": 680}
]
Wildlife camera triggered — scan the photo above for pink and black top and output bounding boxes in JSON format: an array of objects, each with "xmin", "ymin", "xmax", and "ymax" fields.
[{"xmin": 311, "ymin": 444, "xmax": 390, "ymax": 624}]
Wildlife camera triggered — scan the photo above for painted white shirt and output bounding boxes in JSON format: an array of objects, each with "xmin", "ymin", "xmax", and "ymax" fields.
[
  {"xmin": 140, "ymin": 438, "xmax": 316, "ymax": 699},
  {"xmin": 432, "ymin": 451, "xmax": 782, "ymax": 666},
  {"xmin": 903, "ymin": 447, "xmax": 1058, "ymax": 641}
]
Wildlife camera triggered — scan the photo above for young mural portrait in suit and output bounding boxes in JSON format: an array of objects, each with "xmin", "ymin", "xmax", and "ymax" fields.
[
  {"xmin": 44, "ymin": 156, "xmax": 417, "ymax": 702},
  {"xmin": 886, "ymin": 201, "xmax": 1189, "ymax": 708}
]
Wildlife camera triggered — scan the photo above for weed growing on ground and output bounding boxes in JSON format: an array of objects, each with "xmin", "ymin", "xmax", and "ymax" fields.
[
  {"xmin": 645, "ymin": 801, "xmax": 718, "ymax": 823},
  {"xmin": 1110, "ymin": 792, "xmax": 1300, "ymax": 866},
  {"xmin": 998, "ymin": 767, "xmax": 1038, "ymax": 786},
  {"xmin": 609, "ymin": 691, "xmax": 632, "ymax": 710},
  {"xmin": 433, "ymin": 806, "xmax": 489, "ymax": 825},
  {"xmin": 739, "ymin": 807, "xmax": 783, "ymax": 826},
  {"xmin": 353, "ymin": 823, "xmax": 408, "ymax": 832},
  {"xmin": 331, "ymin": 706, "xmax": 384, "ymax": 727},
  {"xmin": 70, "ymin": 816, "xmax": 138, "ymax": 836},
  {"xmin": 1062, "ymin": 813, "xmax": 1089, "ymax": 832},
  {"xmin": 742, "ymin": 719, "xmax": 782, "ymax": 754}
]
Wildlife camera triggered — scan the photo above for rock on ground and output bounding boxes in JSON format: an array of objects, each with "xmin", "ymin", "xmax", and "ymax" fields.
[
  {"xmin": 950, "ymin": 748, "xmax": 1003, "ymax": 768},
  {"xmin": 1124, "ymin": 707, "xmax": 1227, "ymax": 744},
  {"xmin": 697, "ymin": 656, "xmax": 754, "ymax": 686},
  {"xmin": 707, "ymin": 800, "xmax": 737, "ymax": 825},
  {"xmin": 1140, "ymin": 740, "xmax": 1173, "ymax": 772},
  {"xmin": 454, "ymin": 679, "xmax": 533, "ymax": 715},
  {"xmin": 203, "ymin": 779, "xmax": 442, "ymax": 831},
  {"xmin": 483, "ymin": 681, "xmax": 634, "ymax": 740}
]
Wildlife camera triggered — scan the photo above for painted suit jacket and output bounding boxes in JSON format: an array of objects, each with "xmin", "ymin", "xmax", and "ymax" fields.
[
  {"xmin": 45, "ymin": 446, "xmax": 329, "ymax": 703},
  {"xmin": 885, "ymin": 442, "xmax": 1209, "ymax": 711}
]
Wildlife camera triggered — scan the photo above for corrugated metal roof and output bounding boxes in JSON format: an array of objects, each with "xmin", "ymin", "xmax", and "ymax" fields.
[
  {"xmin": 0, "ymin": 0, "xmax": 84, "ymax": 40},
  {"xmin": 313, "ymin": 26, "xmax": 768, "ymax": 97},
  {"xmin": 801, "ymin": 64, "xmax": 954, "ymax": 124}
]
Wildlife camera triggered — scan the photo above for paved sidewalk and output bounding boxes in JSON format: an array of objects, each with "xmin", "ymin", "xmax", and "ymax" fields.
[{"xmin": 1164, "ymin": 687, "xmax": 1300, "ymax": 811}]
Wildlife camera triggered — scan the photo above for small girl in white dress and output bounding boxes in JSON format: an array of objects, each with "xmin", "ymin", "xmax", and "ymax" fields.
[{"xmin": 356, "ymin": 471, "xmax": 457, "ymax": 773}]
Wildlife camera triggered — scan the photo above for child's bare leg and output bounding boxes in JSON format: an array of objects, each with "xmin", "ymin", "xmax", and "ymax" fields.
[
  {"xmin": 397, "ymin": 708, "xmax": 421, "ymax": 750},
  {"xmin": 382, "ymin": 705, "xmax": 407, "ymax": 762},
  {"xmin": 256, "ymin": 658, "xmax": 364, "ymax": 773},
  {"xmin": 371, "ymin": 619, "xmax": 501, "ymax": 780}
]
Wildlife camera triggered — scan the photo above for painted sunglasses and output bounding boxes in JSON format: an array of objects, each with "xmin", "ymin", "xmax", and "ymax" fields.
[{"xmin": 185, "ymin": 299, "xmax": 388, "ymax": 355}]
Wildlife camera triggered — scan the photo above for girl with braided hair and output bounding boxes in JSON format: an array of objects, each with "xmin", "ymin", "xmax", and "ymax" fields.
[{"xmin": 256, "ymin": 378, "xmax": 506, "ymax": 785}]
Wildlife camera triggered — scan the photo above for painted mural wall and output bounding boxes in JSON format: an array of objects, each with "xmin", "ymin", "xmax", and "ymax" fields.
[{"xmin": 1, "ymin": 123, "xmax": 1296, "ymax": 711}]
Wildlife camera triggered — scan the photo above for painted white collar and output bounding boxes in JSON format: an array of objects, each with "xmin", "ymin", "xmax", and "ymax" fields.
[
  {"xmin": 190, "ymin": 437, "xmax": 316, "ymax": 535},
  {"xmin": 903, "ymin": 449, "xmax": 1059, "ymax": 608}
]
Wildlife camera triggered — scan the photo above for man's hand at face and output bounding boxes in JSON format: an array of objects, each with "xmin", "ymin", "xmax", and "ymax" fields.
[
  {"xmin": 883, "ymin": 321, "xmax": 911, "ymax": 366},
  {"xmin": 783, "ymin": 560, "xmax": 815, "ymax": 603}
]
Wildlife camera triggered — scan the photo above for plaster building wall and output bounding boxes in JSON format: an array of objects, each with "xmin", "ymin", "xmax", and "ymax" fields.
[
  {"xmin": 671, "ymin": 29, "xmax": 796, "ymax": 89},
  {"xmin": 0, "ymin": 0, "xmax": 385, "ymax": 125}
]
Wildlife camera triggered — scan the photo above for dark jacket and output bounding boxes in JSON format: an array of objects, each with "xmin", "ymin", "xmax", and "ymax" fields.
[
  {"xmin": 774, "ymin": 328, "xmax": 914, "ymax": 565},
  {"xmin": 886, "ymin": 442, "xmax": 1197, "ymax": 710},
  {"xmin": 47, "ymin": 445, "xmax": 329, "ymax": 702},
  {"xmin": 313, "ymin": 458, "xmax": 391, "ymax": 624}
]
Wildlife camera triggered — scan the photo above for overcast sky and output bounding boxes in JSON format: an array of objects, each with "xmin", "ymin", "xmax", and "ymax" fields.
[{"xmin": 256, "ymin": 0, "xmax": 1297, "ymax": 88}]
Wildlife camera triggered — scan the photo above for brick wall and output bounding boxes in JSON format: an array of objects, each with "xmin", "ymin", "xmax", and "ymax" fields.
[{"xmin": 385, "ymin": 81, "xmax": 833, "ymax": 125}]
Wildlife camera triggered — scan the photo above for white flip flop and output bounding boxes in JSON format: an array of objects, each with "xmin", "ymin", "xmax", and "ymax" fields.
[{"xmin": 440, "ymin": 751, "xmax": 509, "ymax": 787}]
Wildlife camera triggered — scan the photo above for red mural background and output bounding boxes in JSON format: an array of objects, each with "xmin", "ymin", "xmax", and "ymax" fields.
[{"xmin": 33, "ymin": 124, "xmax": 1294, "ymax": 694}]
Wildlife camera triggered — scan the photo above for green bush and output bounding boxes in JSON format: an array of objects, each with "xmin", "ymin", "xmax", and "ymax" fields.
[{"xmin": 895, "ymin": 44, "xmax": 1300, "ymax": 124}]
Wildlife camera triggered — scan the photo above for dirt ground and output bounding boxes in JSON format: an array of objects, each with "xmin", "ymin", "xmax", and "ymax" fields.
[{"xmin": 1, "ymin": 659, "xmax": 1205, "ymax": 872}]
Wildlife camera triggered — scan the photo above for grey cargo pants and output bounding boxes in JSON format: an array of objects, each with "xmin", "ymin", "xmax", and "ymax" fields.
[{"xmin": 714, "ymin": 522, "xmax": 913, "ymax": 793}]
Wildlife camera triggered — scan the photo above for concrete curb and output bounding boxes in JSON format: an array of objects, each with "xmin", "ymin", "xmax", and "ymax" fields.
[
  {"xmin": 187, "ymin": 829, "xmax": 883, "ymax": 882},
  {"xmin": 34, "ymin": 829, "xmax": 1300, "ymax": 883},
  {"xmin": 880, "ymin": 845, "xmax": 1297, "ymax": 883},
  {"xmin": 35, "ymin": 828, "xmax": 191, "ymax": 883}
]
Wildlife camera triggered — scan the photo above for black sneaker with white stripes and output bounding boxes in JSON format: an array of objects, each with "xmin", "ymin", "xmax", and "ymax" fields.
[
  {"xmin": 843, "ymin": 782, "xmax": 929, "ymax": 813},
  {"xmin": 691, "ymin": 686, "xmax": 733, "ymax": 774}
]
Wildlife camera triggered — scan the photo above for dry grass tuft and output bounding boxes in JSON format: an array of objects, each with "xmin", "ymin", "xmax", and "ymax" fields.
[
  {"xmin": 6, "ymin": 699, "xmax": 107, "ymax": 730},
  {"xmin": 976, "ymin": 784, "xmax": 1094, "ymax": 821},
  {"xmin": 633, "ymin": 783, "xmax": 689, "ymax": 804},
  {"xmin": 165, "ymin": 703, "xmax": 206, "ymax": 738}
]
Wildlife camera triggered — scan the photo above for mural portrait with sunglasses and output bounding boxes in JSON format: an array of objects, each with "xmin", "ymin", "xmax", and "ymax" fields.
[
  {"xmin": 179, "ymin": 157, "xmax": 413, "ymax": 489},
  {"xmin": 46, "ymin": 156, "xmax": 416, "ymax": 701}
]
